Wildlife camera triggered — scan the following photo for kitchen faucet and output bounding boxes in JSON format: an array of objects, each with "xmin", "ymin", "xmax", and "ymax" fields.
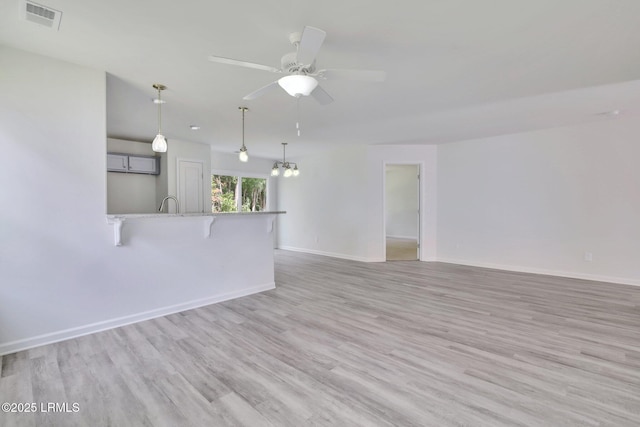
[{"xmin": 158, "ymin": 196, "xmax": 180, "ymax": 213}]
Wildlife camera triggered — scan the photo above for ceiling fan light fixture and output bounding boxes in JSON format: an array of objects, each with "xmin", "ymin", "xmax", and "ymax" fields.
[{"xmin": 278, "ymin": 74, "xmax": 318, "ymax": 97}]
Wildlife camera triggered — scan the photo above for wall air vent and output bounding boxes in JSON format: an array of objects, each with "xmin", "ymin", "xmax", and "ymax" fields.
[{"xmin": 20, "ymin": 0, "xmax": 62, "ymax": 30}]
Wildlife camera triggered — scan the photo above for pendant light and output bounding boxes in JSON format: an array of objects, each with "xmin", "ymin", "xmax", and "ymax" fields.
[
  {"xmin": 151, "ymin": 84, "xmax": 168, "ymax": 153},
  {"xmin": 271, "ymin": 142, "xmax": 299, "ymax": 177},
  {"xmin": 238, "ymin": 107, "xmax": 249, "ymax": 162}
]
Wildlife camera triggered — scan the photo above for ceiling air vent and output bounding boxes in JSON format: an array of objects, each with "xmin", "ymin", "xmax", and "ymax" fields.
[{"xmin": 20, "ymin": 0, "xmax": 62, "ymax": 30}]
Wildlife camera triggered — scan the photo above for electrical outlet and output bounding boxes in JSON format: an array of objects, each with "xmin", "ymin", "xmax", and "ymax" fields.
[{"xmin": 584, "ymin": 252, "xmax": 593, "ymax": 262}]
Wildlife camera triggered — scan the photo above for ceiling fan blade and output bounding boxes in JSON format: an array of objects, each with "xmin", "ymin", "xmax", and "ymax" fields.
[
  {"xmin": 208, "ymin": 55, "xmax": 281, "ymax": 73},
  {"xmin": 317, "ymin": 68, "xmax": 386, "ymax": 82},
  {"xmin": 310, "ymin": 85, "xmax": 334, "ymax": 105},
  {"xmin": 296, "ymin": 26, "xmax": 326, "ymax": 67},
  {"xmin": 243, "ymin": 81, "xmax": 280, "ymax": 100}
]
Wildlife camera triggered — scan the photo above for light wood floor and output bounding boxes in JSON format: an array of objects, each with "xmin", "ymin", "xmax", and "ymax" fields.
[
  {"xmin": 386, "ymin": 237, "xmax": 418, "ymax": 261},
  {"xmin": 1, "ymin": 251, "xmax": 640, "ymax": 426}
]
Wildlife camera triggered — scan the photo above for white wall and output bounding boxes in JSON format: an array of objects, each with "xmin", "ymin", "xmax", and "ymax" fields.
[
  {"xmin": 0, "ymin": 46, "xmax": 107, "ymax": 350},
  {"xmin": 277, "ymin": 144, "xmax": 438, "ymax": 262},
  {"xmin": 437, "ymin": 116, "xmax": 640, "ymax": 285},
  {"xmin": 107, "ymin": 138, "xmax": 157, "ymax": 214},
  {"xmin": 0, "ymin": 46, "xmax": 275, "ymax": 355},
  {"xmin": 277, "ymin": 145, "xmax": 372, "ymax": 261},
  {"xmin": 385, "ymin": 165, "xmax": 419, "ymax": 239}
]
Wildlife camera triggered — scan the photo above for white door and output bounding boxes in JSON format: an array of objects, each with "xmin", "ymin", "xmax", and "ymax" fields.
[{"xmin": 177, "ymin": 159, "xmax": 203, "ymax": 213}]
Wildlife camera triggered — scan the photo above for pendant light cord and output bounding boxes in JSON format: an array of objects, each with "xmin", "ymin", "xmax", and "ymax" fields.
[
  {"xmin": 242, "ymin": 107, "xmax": 246, "ymax": 149},
  {"xmin": 157, "ymin": 87, "xmax": 162, "ymax": 134}
]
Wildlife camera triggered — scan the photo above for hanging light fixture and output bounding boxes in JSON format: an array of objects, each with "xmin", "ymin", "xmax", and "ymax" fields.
[
  {"xmin": 151, "ymin": 84, "xmax": 168, "ymax": 153},
  {"xmin": 238, "ymin": 106, "xmax": 249, "ymax": 162},
  {"xmin": 271, "ymin": 142, "xmax": 299, "ymax": 177}
]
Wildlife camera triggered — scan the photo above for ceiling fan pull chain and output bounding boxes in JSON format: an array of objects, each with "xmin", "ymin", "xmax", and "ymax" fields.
[{"xmin": 297, "ymin": 97, "xmax": 301, "ymax": 137}]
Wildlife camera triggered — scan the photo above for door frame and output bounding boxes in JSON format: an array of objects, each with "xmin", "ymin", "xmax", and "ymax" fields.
[{"xmin": 383, "ymin": 162, "xmax": 422, "ymax": 261}]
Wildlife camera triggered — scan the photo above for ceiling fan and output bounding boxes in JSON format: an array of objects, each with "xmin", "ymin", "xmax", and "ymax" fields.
[{"xmin": 208, "ymin": 26, "xmax": 386, "ymax": 105}]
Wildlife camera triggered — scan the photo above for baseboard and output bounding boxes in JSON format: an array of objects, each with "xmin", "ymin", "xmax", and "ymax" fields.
[
  {"xmin": 278, "ymin": 246, "xmax": 381, "ymax": 263},
  {"xmin": 0, "ymin": 283, "xmax": 275, "ymax": 356},
  {"xmin": 435, "ymin": 258, "xmax": 640, "ymax": 287},
  {"xmin": 386, "ymin": 235, "xmax": 417, "ymax": 241}
]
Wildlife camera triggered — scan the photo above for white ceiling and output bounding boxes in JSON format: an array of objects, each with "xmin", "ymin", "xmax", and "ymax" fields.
[{"xmin": 2, "ymin": 0, "xmax": 640, "ymax": 159}]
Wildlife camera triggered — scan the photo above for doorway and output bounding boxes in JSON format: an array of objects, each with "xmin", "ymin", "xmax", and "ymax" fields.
[{"xmin": 385, "ymin": 164, "xmax": 420, "ymax": 261}]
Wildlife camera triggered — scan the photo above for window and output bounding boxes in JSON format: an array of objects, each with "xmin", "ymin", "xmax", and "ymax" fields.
[
  {"xmin": 240, "ymin": 177, "xmax": 267, "ymax": 212},
  {"xmin": 212, "ymin": 173, "xmax": 268, "ymax": 213},
  {"xmin": 211, "ymin": 174, "xmax": 238, "ymax": 212}
]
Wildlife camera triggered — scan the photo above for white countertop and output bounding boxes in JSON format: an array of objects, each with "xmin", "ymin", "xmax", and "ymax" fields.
[{"xmin": 107, "ymin": 211, "xmax": 286, "ymax": 219}]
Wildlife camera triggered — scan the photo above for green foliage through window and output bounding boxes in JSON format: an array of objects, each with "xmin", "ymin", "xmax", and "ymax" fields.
[
  {"xmin": 211, "ymin": 175, "xmax": 238, "ymax": 212},
  {"xmin": 241, "ymin": 177, "xmax": 266, "ymax": 212},
  {"xmin": 212, "ymin": 174, "xmax": 267, "ymax": 213}
]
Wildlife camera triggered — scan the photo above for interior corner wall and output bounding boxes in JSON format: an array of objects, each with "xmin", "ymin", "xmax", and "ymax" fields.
[
  {"xmin": 437, "ymin": 117, "xmax": 640, "ymax": 286},
  {"xmin": 276, "ymin": 144, "xmax": 437, "ymax": 262},
  {"xmin": 107, "ymin": 138, "xmax": 157, "ymax": 214},
  {"xmin": 276, "ymin": 145, "xmax": 372, "ymax": 261}
]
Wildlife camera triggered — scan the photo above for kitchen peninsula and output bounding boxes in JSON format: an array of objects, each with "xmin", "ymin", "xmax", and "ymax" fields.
[
  {"xmin": 94, "ymin": 211, "xmax": 286, "ymax": 349},
  {"xmin": 107, "ymin": 211, "xmax": 284, "ymax": 246},
  {"xmin": 105, "ymin": 211, "xmax": 285, "ymax": 299}
]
